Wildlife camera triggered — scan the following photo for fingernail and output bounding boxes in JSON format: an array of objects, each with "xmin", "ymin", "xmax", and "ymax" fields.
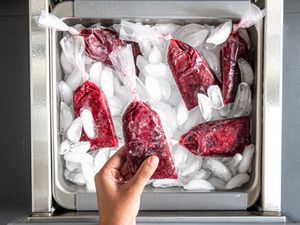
[{"xmin": 149, "ymin": 156, "xmax": 159, "ymax": 166}]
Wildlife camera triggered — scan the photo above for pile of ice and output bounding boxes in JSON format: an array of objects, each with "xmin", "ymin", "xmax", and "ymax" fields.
[{"xmin": 59, "ymin": 21, "xmax": 254, "ymax": 191}]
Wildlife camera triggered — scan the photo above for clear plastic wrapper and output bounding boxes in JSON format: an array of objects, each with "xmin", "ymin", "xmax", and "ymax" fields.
[
  {"xmin": 168, "ymin": 39, "xmax": 220, "ymax": 110},
  {"xmin": 74, "ymin": 80, "xmax": 118, "ymax": 150},
  {"xmin": 179, "ymin": 116, "xmax": 251, "ymax": 157},
  {"xmin": 36, "ymin": 11, "xmax": 142, "ymax": 71},
  {"xmin": 110, "ymin": 45, "xmax": 177, "ymax": 179},
  {"xmin": 221, "ymin": 5, "xmax": 265, "ymax": 104}
]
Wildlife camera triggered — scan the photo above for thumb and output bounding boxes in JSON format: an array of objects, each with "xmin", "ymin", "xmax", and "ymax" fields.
[{"xmin": 129, "ymin": 156, "xmax": 159, "ymax": 194}]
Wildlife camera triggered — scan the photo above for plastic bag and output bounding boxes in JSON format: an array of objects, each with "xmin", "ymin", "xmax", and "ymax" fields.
[
  {"xmin": 74, "ymin": 80, "xmax": 118, "ymax": 150},
  {"xmin": 110, "ymin": 45, "xmax": 177, "ymax": 179},
  {"xmin": 58, "ymin": 22, "xmax": 118, "ymax": 150},
  {"xmin": 168, "ymin": 39, "xmax": 220, "ymax": 110},
  {"xmin": 179, "ymin": 116, "xmax": 251, "ymax": 157},
  {"xmin": 120, "ymin": 20, "xmax": 220, "ymax": 111},
  {"xmin": 221, "ymin": 4, "xmax": 265, "ymax": 104},
  {"xmin": 36, "ymin": 10, "xmax": 141, "ymax": 70}
]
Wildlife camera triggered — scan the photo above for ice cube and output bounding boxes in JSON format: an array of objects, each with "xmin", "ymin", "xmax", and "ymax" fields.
[
  {"xmin": 182, "ymin": 29, "xmax": 209, "ymax": 48},
  {"xmin": 64, "ymin": 170, "xmax": 86, "ymax": 186},
  {"xmin": 63, "ymin": 151, "xmax": 94, "ymax": 164},
  {"xmin": 238, "ymin": 58, "xmax": 254, "ymax": 86},
  {"xmin": 148, "ymin": 46, "xmax": 162, "ymax": 64},
  {"xmin": 181, "ymin": 156, "xmax": 203, "ymax": 177},
  {"xmin": 81, "ymin": 162, "xmax": 95, "ymax": 188},
  {"xmin": 172, "ymin": 145, "xmax": 189, "ymax": 169},
  {"xmin": 183, "ymin": 179, "xmax": 215, "ymax": 191},
  {"xmin": 80, "ymin": 108, "xmax": 95, "ymax": 139},
  {"xmin": 181, "ymin": 107, "xmax": 203, "ymax": 132},
  {"xmin": 229, "ymin": 153, "xmax": 243, "ymax": 176},
  {"xmin": 108, "ymin": 96, "xmax": 123, "ymax": 117},
  {"xmin": 160, "ymin": 79, "xmax": 171, "ymax": 100},
  {"xmin": 136, "ymin": 77, "xmax": 149, "ymax": 101},
  {"xmin": 70, "ymin": 141, "xmax": 91, "ymax": 154},
  {"xmin": 238, "ymin": 144, "xmax": 255, "ymax": 173},
  {"xmin": 206, "ymin": 21, "xmax": 232, "ymax": 46},
  {"xmin": 60, "ymin": 101, "xmax": 74, "ymax": 133},
  {"xmin": 208, "ymin": 177, "xmax": 226, "ymax": 190},
  {"xmin": 152, "ymin": 23, "xmax": 181, "ymax": 36},
  {"xmin": 201, "ymin": 48, "xmax": 221, "ymax": 80},
  {"xmin": 152, "ymin": 102, "xmax": 177, "ymax": 131},
  {"xmin": 144, "ymin": 63, "xmax": 171, "ymax": 81},
  {"xmin": 60, "ymin": 51, "xmax": 74, "ymax": 74},
  {"xmin": 152, "ymin": 179, "xmax": 182, "ymax": 188},
  {"xmin": 145, "ymin": 76, "xmax": 162, "ymax": 102},
  {"xmin": 225, "ymin": 173, "xmax": 250, "ymax": 190},
  {"xmin": 191, "ymin": 169, "xmax": 211, "ymax": 180},
  {"xmin": 136, "ymin": 55, "xmax": 149, "ymax": 75},
  {"xmin": 218, "ymin": 103, "xmax": 233, "ymax": 118},
  {"xmin": 66, "ymin": 161, "xmax": 81, "ymax": 172},
  {"xmin": 59, "ymin": 139, "xmax": 71, "ymax": 155},
  {"xmin": 100, "ymin": 67, "xmax": 114, "ymax": 98},
  {"xmin": 59, "ymin": 81, "xmax": 73, "ymax": 105},
  {"xmin": 175, "ymin": 23, "xmax": 205, "ymax": 41},
  {"xmin": 89, "ymin": 62, "xmax": 103, "ymax": 88},
  {"xmin": 140, "ymin": 39, "xmax": 152, "ymax": 58},
  {"xmin": 66, "ymin": 117, "xmax": 82, "ymax": 143},
  {"xmin": 115, "ymin": 86, "xmax": 132, "ymax": 105},
  {"xmin": 60, "ymin": 35, "xmax": 85, "ymax": 71},
  {"xmin": 176, "ymin": 100, "xmax": 189, "ymax": 126},
  {"xmin": 65, "ymin": 69, "xmax": 83, "ymax": 91},
  {"xmin": 207, "ymin": 85, "xmax": 224, "ymax": 110},
  {"xmin": 167, "ymin": 86, "xmax": 181, "ymax": 107},
  {"xmin": 197, "ymin": 93, "xmax": 213, "ymax": 121},
  {"xmin": 94, "ymin": 148, "xmax": 110, "ymax": 174},
  {"xmin": 238, "ymin": 28, "xmax": 251, "ymax": 49},
  {"xmin": 230, "ymin": 82, "xmax": 251, "ymax": 117},
  {"xmin": 205, "ymin": 158, "xmax": 232, "ymax": 182}
]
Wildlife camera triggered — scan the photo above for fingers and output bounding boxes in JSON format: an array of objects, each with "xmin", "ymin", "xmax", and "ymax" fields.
[
  {"xmin": 120, "ymin": 161, "xmax": 129, "ymax": 177},
  {"xmin": 104, "ymin": 146, "xmax": 127, "ymax": 170},
  {"xmin": 129, "ymin": 156, "xmax": 159, "ymax": 194}
]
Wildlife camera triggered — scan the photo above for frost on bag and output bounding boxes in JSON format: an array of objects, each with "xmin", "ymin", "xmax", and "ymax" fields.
[
  {"xmin": 36, "ymin": 11, "xmax": 141, "ymax": 71},
  {"xmin": 221, "ymin": 5, "xmax": 265, "ymax": 104},
  {"xmin": 74, "ymin": 80, "xmax": 118, "ymax": 150},
  {"xmin": 168, "ymin": 39, "xmax": 221, "ymax": 110},
  {"xmin": 179, "ymin": 116, "xmax": 251, "ymax": 157},
  {"xmin": 110, "ymin": 45, "xmax": 177, "ymax": 179}
]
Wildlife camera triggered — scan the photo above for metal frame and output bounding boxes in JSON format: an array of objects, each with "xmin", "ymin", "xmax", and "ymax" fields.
[
  {"xmin": 261, "ymin": 0, "xmax": 284, "ymax": 212},
  {"xmin": 29, "ymin": 0, "xmax": 53, "ymax": 213},
  {"xmin": 29, "ymin": 0, "xmax": 284, "ymax": 217}
]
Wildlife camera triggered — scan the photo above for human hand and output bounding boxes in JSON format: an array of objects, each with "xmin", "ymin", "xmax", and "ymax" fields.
[{"xmin": 95, "ymin": 146, "xmax": 159, "ymax": 225}]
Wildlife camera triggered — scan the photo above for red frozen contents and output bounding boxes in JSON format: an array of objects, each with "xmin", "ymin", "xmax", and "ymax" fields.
[
  {"xmin": 167, "ymin": 38, "xmax": 220, "ymax": 110},
  {"xmin": 80, "ymin": 28, "xmax": 141, "ymax": 72},
  {"xmin": 74, "ymin": 80, "xmax": 118, "ymax": 150},
  {"xmin": 122, "ymin": 100, "xmax": 177, "ymax": 179},
  {"xmin": 179, "ymin": 116, "xmax": 250, "ymax": 157},
  {"xmin": 221, "ymin": 32, "xmax": 248, "ymax": 105}
]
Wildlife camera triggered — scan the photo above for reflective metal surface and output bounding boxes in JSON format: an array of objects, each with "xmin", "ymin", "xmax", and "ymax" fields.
[
  {"xmin": 20, "ymin": 211, "xmax": 285, "ymax": 224},
  {"xmin": 74, "ymin": 0, "xmax": 250, "ymax": 18},
  {"xmin": 50, "ymin": 3, "xmax": 262, "ymax": 211},
  {"xmin": 261, "ymin": 0, "xmax": 284, "ymax": 212},
  {"xmin": 29, "ymin": 0, "xmax": 53, "ymax": 213},
  {"xmin": 29, "ymin": 0, "xmax": 284, "ymax": 216}
]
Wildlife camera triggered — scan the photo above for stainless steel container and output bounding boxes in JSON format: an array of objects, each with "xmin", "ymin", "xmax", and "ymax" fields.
[
  {"xmin": 51, "ymin": 8, "xmax": 262, "ymax": 211},
  {"xmin": 24, "ymin": 0, "xmax": 286, "ymax": 223}
]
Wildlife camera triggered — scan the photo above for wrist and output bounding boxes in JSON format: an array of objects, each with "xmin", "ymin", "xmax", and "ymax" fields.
[{"xmin": 100, "ymin": 217, "xmax": 136, "ymax": 225}]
